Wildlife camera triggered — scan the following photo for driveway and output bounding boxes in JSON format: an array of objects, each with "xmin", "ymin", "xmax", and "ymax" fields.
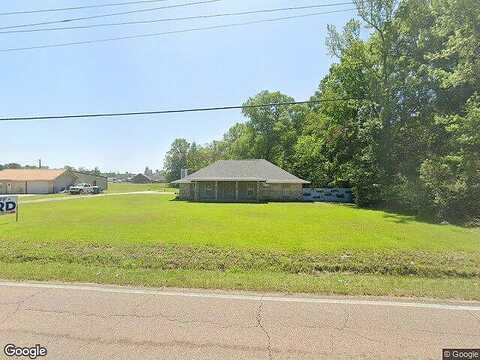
[{"xmin": 0, "ymin": 281, "xmax": 479, "ymax": 359}]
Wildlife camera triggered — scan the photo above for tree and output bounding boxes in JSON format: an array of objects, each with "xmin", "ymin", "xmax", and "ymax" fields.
[
  {"xmin": 240, "ymin": 91, "xmax": 308, "ymax": 170},
  {"xmin": 159, "ymin": 0, "xmax": 479, "ymax": 223},
  {"xmin": 420, "ymin": 95, "xmax": 480, "ymax": 224},
  {"xmin": 222, "ymin": 123, "xmax": 254, "ymax": 160},
  {"xmin": 163, "ymin": 139, "xmax": 190, "ymax": 182}
]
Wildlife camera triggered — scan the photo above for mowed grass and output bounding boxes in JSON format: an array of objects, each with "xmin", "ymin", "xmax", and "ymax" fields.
[
  {"xmin": 17, "ymin": 182, "xmax": 177, "ymax": 202},
  {"xmin": 2, "ymin": 195, "xmax": 477, "ymax": 252},
  {"xmin": 107, "ymin": 182, "xmax": 177, "ymax": 193},
  {"xmin": 1, "ymin": 194, "xmax": 479, "ymax": 298},
  {"xmin": 18, "ymin": 194, "xmax": 67, "ymax": 202}
]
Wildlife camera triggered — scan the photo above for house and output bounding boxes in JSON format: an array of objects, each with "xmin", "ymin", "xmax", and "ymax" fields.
[
  {"xmin": 129, "ymin": 173, "xmax": 154, "ymax": 184},
  {"xmin": 0, "ymin": 169, "xmax": 108, "ymax": 194},
  {"xmin": 172, "ymin": 159, "xmax": 309, "ymax": 202},
  {"xmin": 150, "ymin": 173, "xmax": 167, "ymax": 183}
]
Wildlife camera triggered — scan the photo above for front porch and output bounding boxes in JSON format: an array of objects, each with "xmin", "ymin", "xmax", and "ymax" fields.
[{"xmin": 181, "ymin": 181, "xmax": 262, "ymax": 202}]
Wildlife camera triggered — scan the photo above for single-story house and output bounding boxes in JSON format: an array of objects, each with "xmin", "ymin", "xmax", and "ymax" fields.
[
  {"xmin": 0, "ymin": 169, "xmax": 107, "ymax": 194},
  {"xmin": 172, "ymin": 159, "xmax": 309, "ymax": 202},
  {"xmin": 129, "ymin": 173, "xmax": 154, "ymax": 184},
  {"xmin": 150, "ymin": 173, "xmax": 167, "ymax": 183}
]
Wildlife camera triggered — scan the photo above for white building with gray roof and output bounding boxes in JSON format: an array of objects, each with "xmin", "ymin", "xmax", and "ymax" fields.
[{"xmin": 172, "ymin": 159, "xmax": 309, "ymax": 202}]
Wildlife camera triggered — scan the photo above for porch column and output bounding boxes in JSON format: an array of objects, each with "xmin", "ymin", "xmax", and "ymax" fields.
[
  {"xmin": 235, "ymin": 181, "xmax": 239, "ymax": 201},
  {"xmin": 256, "ymin": 182, "xmax": 260, "ymax": 202},
  {"xmin": 194, "ymin": 182, "xmax": 199, "ymax": 201},
  {"xmin": 215, "ymin": 181, "xmax": 218, "ymax": 201}
]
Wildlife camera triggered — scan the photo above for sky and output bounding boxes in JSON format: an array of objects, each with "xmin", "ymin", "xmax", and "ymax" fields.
[{"xmin": 0, "ymin": 0, "xmax": 357, "ymax": 173}]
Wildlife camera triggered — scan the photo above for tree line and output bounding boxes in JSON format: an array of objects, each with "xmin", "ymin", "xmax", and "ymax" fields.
[
  {"xmin": 0, "ymin": 163, "xmax": 103, "ymax": 176},
  {"xmin": 0, "ymin": 163, "xmax": 40, "ymax": 170},
  {"xmin": 163, "ymin": 0, "xmax": 479, "ymax": 225}
]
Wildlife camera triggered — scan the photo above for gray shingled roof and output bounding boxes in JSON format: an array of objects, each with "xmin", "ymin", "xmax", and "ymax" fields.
[
  {"xmin": 172, "ymin": 159, "xmax": 309, "ymax": 184},
  {"xmin": 150, "ymin": 173, "xmax": 167, "ymax": 182}
]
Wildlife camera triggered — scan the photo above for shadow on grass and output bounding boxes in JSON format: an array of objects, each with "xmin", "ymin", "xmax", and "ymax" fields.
[
  {"xmin": 170, "ymin": 198, "xmax": 268, "ymax": 204},
  {"xmin": 362, "ymin": 206, "xmax": 443, "ymax": 226},
  {"xmin": 307, "ymin": 202, "xmax": 430, "ymax": 225},
  {"xmin": 168, "ymin": 197, "xmax": 476, "ymax": 228},
  {"xmin": 169, "ymin": 197, "xmax": 321, "ymax": 205},
  {"xmin": 381, "ymin": 212, "xmax": 417, "ymax": 224}
]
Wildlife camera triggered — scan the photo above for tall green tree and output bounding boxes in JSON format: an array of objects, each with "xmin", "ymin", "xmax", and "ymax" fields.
[
  {"xmin": 163, "ymin": 138, "xmax": 190, "ymax": 182},
  {"xmin": 161, "ymin": 0, "xmax": 479, "ymax": 223},
  {"xmin": 240, "ymin": 91, "xmax": 308, "ymax": 170}
]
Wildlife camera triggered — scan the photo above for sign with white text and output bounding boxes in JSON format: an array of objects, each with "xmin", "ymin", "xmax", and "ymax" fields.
[{"xmin": 0, "ymin": 196, "xmax": 18, "ymax": 215}]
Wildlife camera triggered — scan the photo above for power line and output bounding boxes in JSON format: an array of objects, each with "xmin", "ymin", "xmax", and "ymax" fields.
[
  {"xmin": 0, "ymin": 0, "xmax": 221, "ymax": 31},
  {"xmin": 0, "ymin": 0, "xmax": 177, "ymax": 16},
  {"xmin": 0, "ymin": 3, "xmax": 355, "ymax": 35},
  {"xmin": 0, "ymin": 8, "xmax": 356, "ymax": 52},
  {"xmin": 0, "ymin": 98, "xmax": 362, "ymax": 122}
]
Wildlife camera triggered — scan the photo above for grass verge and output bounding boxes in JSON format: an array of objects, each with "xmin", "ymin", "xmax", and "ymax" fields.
[
  {"xmin": 1, "ymin": 262, "xmax": 479, "ymax": 300},
  {"xmin": 0, "ymin": 243, "xmax": 478, "ymax": 299},
  {"xmin": 1, "ymin": 243, "xmax": 478, "ymax": 279}
]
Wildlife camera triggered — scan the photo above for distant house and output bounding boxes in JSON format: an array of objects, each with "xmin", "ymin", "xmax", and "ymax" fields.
[
  {"xmin": 150, "ymin": 173, "xmax": 167, "ymax": 183},
  {"xmin": 172, "ymin": 159, "xmax": 309, "ymax": 202},
  {"xmin": 130, "ymin": 173, "xmax": 154, "ymax": 184},
  {"xmin": 0, "ymin": 169, "xmax": 107, "ymax": 194}
]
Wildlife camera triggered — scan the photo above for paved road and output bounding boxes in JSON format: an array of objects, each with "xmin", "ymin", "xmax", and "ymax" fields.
[
  {"xmin": 0, "ymin": 281, "xmax": 479, "ymax": 360},
  {"xmin": 20, "ymin": 191, "xmax": 176, "ymax": 204}
]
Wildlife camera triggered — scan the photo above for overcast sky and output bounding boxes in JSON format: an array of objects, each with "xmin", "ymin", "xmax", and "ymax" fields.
[{"xmin": 1, "ymin": 0, "xmax": 356, "ymax": 173}]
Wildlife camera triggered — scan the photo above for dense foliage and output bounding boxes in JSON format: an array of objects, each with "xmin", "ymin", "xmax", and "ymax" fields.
[
  {"xmin": 164, "ymin": 0, "xmax": 480, "ymax": 225},
  {"xmin": 0, "ymin": 163, "xmax": 36, "ymax": 170}
]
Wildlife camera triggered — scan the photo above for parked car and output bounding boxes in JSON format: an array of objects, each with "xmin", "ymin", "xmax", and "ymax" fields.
[{"xmin": 69, "ymin": 183, "xmax": 101, "ymax": 195}]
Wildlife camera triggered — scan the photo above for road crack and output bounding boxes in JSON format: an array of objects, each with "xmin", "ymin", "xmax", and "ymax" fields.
[
  {"xmin": 21, "ymin": 304, "xmax": 257, "ymax": 331},
  {"xmin": 0, "ymin": 289, "xmax": 46, "ymax": 325},
  {"xmin": 256, "ymin": 296, "xmax": 273, "ymax": 360}
]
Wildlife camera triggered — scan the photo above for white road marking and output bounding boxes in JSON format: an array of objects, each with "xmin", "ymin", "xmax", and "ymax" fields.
[{"xmin": 0, "ymin": 281, "xmax": 479, "ymax": 311}]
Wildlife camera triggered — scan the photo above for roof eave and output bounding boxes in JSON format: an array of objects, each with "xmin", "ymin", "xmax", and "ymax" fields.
[
  {"xmin": 266, "ymin": 180, "xmax": 310, "ymax": 184},
  {"xmin": 173, "ymin": 178, "xmax": 310, "ymax": 184}
]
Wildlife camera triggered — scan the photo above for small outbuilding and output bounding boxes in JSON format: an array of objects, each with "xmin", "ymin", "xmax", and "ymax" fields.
[
  {"xmin": 172, "ymin": 159, "xmax": 309, "ymax": 202},
  {"xmin": 0, "ymin": 169, "xmax": 107, "ymax": 194}
]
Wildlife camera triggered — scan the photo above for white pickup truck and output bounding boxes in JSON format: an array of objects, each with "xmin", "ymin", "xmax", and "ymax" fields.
[{"xmin": 69, "ymin": 183, "xmax": 101, "ymax": 195}]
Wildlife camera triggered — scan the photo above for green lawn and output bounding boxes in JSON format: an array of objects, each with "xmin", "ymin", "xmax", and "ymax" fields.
[
  {"xmin": 1, "ymin": 194, "xmax": 478, "ymax": 299},
  {"xmin": 4, "ymin": 195, "xmax": 477, "ymax": 251},
  {"xmin": 17, "ymin": 182, "xmax": 178, "ymax": 202},
  {"xmin": 107, "ymin": 182, "xmax": 177, "ymax": 193},
  {"xmin": 18, "ymin": 194, "xmax": 66, "ymax": 202}
]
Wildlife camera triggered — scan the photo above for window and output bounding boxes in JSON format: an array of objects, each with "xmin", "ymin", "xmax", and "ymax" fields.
[{"xmin": 203, "ymin": 183, "xmax": 215, "ymax": 198}]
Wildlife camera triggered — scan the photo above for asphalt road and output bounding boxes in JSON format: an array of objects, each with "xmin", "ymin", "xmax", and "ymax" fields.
[{"xmin": 0, "ymin": 281, "xmax": 479, "ymax": 360}]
